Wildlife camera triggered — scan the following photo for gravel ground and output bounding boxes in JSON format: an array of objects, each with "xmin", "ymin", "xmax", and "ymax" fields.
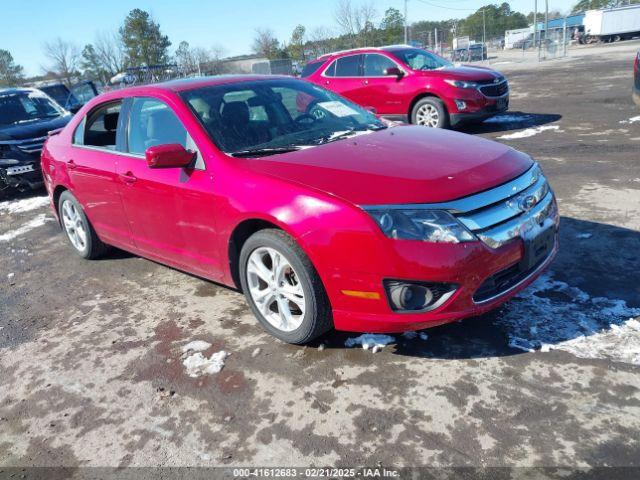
[{"xmin": 1, "ymin": 43, "xmax": 639, "ymax": 473}]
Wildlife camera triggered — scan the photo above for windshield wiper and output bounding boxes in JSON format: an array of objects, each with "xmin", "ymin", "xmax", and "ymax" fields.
[
  {"xmin": 230, "ymin": 146, "xmax": 302, "ymax": 158},
  {"xmin": 313, "ymin": 125, "xmax": 386, "ymax": 145}
]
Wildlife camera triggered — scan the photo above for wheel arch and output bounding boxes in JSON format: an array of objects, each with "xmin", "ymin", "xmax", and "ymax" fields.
[
  {"xmin": 408, "ymin": 92, "xmax": 447, "ymax": 123},
  {"xmin": 52, "ymin": 185, "xmax": 68, "ymax": 222}
]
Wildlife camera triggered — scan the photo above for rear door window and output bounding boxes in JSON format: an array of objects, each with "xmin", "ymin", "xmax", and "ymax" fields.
[
  {"xmin": 301, "ymin": 61, "xmax": 324, "ymax": 77},
  {"xmin": 334, "ymin": 55, "xmax": 363, "ymax": 77}
]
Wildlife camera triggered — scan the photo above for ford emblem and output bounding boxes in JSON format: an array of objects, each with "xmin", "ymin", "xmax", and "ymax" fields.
[{"xmin": 519, "ymin": 195, "xmax": 538, "ymax": 212}]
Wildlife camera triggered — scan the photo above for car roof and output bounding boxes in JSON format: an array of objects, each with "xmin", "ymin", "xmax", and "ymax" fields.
[
  {"xmin": 0, "ymin": 87, "xmax": 39, "ymax": 96},
  {"xmin": 316, "ymin": 45, "xmax": 417, "ymax": 61},
  {"xmin": 115, "ymin": 74, "xmax": 294, "ymax": 95}
]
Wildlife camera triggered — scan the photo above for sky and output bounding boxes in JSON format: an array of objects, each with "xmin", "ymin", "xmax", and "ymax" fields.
[{"xmin": 2, "ymin": 0, "xmax": 577, "ymax": 76}]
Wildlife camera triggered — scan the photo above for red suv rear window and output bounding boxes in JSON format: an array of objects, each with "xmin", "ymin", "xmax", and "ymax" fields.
[{"xmin": 301, "ymin": 61, "xmax": 324, "ymax": 77}]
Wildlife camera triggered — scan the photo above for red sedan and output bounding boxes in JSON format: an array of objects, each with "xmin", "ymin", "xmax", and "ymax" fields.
[{"xmin": 41, "ymin": 76, "xmax": 558, "ymax": 344}]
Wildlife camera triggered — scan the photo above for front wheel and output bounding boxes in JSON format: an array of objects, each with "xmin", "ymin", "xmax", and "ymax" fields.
[
  {"xmin": 411, "ymin": 97, "xmax": 450, "ymax": 129},
  {"xmin": 239, "ymin": 229, "xmax": 332, "ymax": 344}
]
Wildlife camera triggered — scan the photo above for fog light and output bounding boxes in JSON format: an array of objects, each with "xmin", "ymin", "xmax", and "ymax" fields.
[
  {"xmin": 455, "ymin": 100, "xmax": 467, "ymax": 110},
  {"xmin": 384, "ymin": 280, "xmax": 457, "ymax": 312}
]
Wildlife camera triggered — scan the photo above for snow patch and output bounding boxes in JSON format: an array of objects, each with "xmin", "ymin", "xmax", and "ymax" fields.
[
  {"xmin": 497, "ymin": 125, "xmax": 559, "ymax": 139},
  {"xmin": 620, "ymin": 116, "xmax": 640, "ymax": 125},
  {"xmin": 576, "ymin": 233, "xmax": 593, "ymax": 239},
  {"xmin": 483, "ymin": 114, "xmax": 533, "ymax": 124},
  {"xmin": 0, "ymin": 214, "xmax": 51, "ymax": 242},
  {"xmin": 345, "ymin": 333, "xmax": 395, "ymax": 351},
  {"xmin": 499, "ymin": 273, "xmax": 640, "ymax": 365},
  {"xmin": 0, "ymin": 196, "xmax": 49, "ymax": 215},
  {"xmin": 183, "ymin": 350, "xmax": 229, "ymax": 377}
]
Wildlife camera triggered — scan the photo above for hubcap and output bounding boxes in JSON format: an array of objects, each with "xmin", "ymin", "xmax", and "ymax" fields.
[
  {"xmin": 416, "ymin": 104, "xmax": 440, "ymax": 128},
  {"xmin": 246, "ymin": 247, "xmax": 306, "ymax": 332},
  {"xmin": 61, "ymin": 200, "xmax": 87, "ymax": 251}
]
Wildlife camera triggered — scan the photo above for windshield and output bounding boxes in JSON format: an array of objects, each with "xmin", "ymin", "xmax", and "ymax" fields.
[
  {"xmin": 180, "ymin": 78, "xmax": 385, "ymax": 156},
  {"xmin": 0, "ymin": 90, "xmax": 67, "ymax": 126},
  {"xmin": 388, "ymin": 48, "xmax": 452, "ymax": 71},
  {"xmin": 40, "ymin": 85, "xmax": 81, "ymax": 110}
]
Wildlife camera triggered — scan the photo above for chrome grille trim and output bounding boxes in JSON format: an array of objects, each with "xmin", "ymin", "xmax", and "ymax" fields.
[{"xmin": 0, "ymin": 136, "xmax": 48, "ymax": 154}]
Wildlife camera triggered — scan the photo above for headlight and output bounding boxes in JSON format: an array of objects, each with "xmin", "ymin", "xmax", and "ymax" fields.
[
  {"xmin": 365, "ymin": 208, "xmax": 475, "ymax": 243},
  {"xmin": 444, "ymin": 79, "xmax": 479, "ymax": 89}
]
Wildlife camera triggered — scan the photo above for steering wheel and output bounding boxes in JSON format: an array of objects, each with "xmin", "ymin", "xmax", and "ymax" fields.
[{"xmin": 295, "ymin": 113, "xmax": 317, "ymax": 125}]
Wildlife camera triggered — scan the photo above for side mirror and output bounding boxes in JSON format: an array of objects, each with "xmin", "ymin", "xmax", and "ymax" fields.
[
  {"xmin": 384, "ymin": 67, "xmax": 404, "ymax": 78},
  {"xmin": 364, "ymin": 106, "xmax": 377, "ymax": 115},
  {"xmin": 145, "ymin": 144, "xmax": 195, "ymax": 169}
]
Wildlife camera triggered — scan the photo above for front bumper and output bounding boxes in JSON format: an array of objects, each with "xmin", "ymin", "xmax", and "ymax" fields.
[
  {"xmin": 0, "ymin": 162, "xmax": 44, "ymax": 191},
  {"xmin": 318, "ymin": 165, "xmax": 558, "ymax": 333},
  {"xmin": 450, "ymin": 95, "xmax": 509, "ymax": 126}
]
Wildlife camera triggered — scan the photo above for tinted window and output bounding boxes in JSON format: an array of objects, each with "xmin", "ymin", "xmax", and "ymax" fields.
[
  {"xmin": 127, "ymin": 98, "xmax": 188, "ymax": 155},
  {"xmin": 301, "ymin": 61, "xmax": 324, "ymax": 77},
  {"xmin": 364, "ymin": 54, "xmax": 399, "ymax": 76},
  {"xmin": 324, "ymin": 61, "xmax": 336, "ymax": 77},
  {"xmin": 83, "ymin": 102, "xmax": 121, "ymax": 149},
  {"xmin": 0, "ymin": 90, "xmax": 66, "ymax": 126},
  {"xmin": 334, "ymin": 55, "xmax": 362, "ymax": 77}
]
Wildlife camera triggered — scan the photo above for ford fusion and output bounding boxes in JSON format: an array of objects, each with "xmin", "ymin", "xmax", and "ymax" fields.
[{"xmin": 41, "ymin": 76, "xmax": 558, "ymax": 344}]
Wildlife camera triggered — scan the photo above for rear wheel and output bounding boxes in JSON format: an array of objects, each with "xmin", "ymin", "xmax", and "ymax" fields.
[
  {"xmin": 411, "ymin": 97, "xmax": 450, "ymax": 129},
  {"xmin": 58, "ymin": 191, "xmax": 110, "ymax": 259},
  {"xmin": 239, "ymin": 229, "xmax": 332, "ymax": 344}
]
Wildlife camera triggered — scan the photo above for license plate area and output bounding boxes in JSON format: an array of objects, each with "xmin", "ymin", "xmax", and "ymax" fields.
[
  {"xmin": 519, "ymin": 225, "xmax": 555, "ymax": 272},
  {"xmin": 496, "ymin": 96, "xmax": 508, "ymax": 110},
  {"xmin": 6, "ymin": 164, "xmax": 35, "ymax": 176}
]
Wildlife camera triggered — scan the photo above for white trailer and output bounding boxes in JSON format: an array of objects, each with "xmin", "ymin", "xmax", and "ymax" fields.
[
  {"xmin": 505, "ymin": 27, "xmax": 533, "ymax": 49},
  {"xmin": 584, "ymin": 5, "xmax": 640, "ymax": 42}
]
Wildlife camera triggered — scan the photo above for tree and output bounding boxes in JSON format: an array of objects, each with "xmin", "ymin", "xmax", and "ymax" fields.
[
  {"xmin": 175, "ymin": 41, "xmax": 196, "ymax": 72},
  {"xmin": 458, "ymin": 3, "xmax": 528, "ymax": 42},
  {"xmin": 119, "ymin": 9, "xmax": 171, "ymax": 66},
  {"xmin": 307, "ymin": 27, "xmax": 335, "ymax": 57},
  {"xmin": 42, "ymin": 38, "xmax": 80, "ymax": 86},
  {"xmin": 288, "ymin": 25, "xmax": 306, "ymax": 62},
  {"xmin": 572, "ymin": 0, "xmax": 639, "ymax": 12},
  {"xmin": 334, "ymin": 0, "xmax": 377, "ymax": 47},
  {"xmin": 252, "ymin": 28, "xmax": 281, "ymax": 59},
  {"xmin": 94, "ymin": 31, "xmax": 126, "ymax": 76},
  {"xmin": 380, "ymin": 7, "xmax": 405, "ymax": 44},
  {"xmin": 80, "ymin": 44, "xmax": 108, "ymax": 83},
  {"xmin": 0, "ymin": 49, "xmax": 24, "ymax": 87}
]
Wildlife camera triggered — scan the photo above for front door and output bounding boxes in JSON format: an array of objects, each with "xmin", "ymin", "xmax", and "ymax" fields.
[
  {"xmin": 116, "ymin": 96, "xmax": 219, "ymax": 277},
  {"xmin": 321, "ymin": 54, "xmax": 364, "ymax": 104}
]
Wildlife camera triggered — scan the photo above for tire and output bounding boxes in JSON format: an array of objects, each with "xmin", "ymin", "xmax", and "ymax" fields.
[
  {"xmin": 411, "ymin": 97, "xmax": 450, "ymax": 129},
  {"xmin": 239, "ymin": 229, "xmax": 332, "ymax": 344},
  {"xmin": 58, "ymin": 191, "xmax": 110, "ymax": 259}
]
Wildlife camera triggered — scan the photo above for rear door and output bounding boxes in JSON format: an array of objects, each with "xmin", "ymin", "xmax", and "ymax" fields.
[
  {"xmin": 67, "ymin": 100, "xmax": 133, "ymax": 247},
  {"xmin": 359, "ymin": 53, "xmax": 408, "ymax": 114},
  {"xmin": 320, "ymin": 54, "xmax": 364, "ymax": 103},
  {"xmin": 115, "ymin": 96, "xmax": 219, "ymax": 277}
]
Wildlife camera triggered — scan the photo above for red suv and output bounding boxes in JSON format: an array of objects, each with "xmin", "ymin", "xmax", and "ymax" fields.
[
  {"xmin": 302, "ymin": 46, "xmax": 509, "ymax": 129},
  {"xmin": 42, "ymin": 76, "xmax": 557, "ymax": 344}
]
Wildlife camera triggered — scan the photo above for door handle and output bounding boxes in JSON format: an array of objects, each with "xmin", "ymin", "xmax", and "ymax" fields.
[
  {"xmin": 325, "ymin": 80, "xmax": 330, "ymax": 85},
  {"xmin": 67, "ymin": 159, "xmax": 76, "ymax": 170},
  {"xmin": 119, "ymin": 172, "xmax": 137, "ymax": 185},
  {"xmin": 363, "ymin": 80, "xmax": 369, "ymax": 85}
]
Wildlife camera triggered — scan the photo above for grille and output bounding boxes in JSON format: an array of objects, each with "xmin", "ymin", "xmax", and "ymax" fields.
[
  {"xmin": 479, "ymin": 80, "xmax": 509, "ymax": 98},
  {"xmin": 473, "ymin": 257, "xmax": 547, "ymax": 303},
  {"xmin": 15, "ymin": 136, "xmax": 47, "ymax": 155}
]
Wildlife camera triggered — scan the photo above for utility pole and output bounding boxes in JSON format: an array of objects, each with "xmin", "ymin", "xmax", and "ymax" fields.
[
  {"xmin": 535, "ymin": 0, "xmax": 540, "ymax": 61},
  {"xmin": 404, "ymin": 0, "xmax": 408, "ymax": 44},
  {"xmin": 545, "ymin": 0, "xmax": 549, "ymax": 57},
  {"xmin": 482, "ymin": 8, "xmax": 486, "ymax": 47}
]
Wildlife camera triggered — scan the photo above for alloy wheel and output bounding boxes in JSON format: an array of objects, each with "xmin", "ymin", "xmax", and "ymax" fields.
[
  {"xmin": 246, "ymin": 247, "xmax": 306, "ymax": 332},
  {"xmin": 416, "ymin": 104, "xmax": 440, "ymax": 128},
  {"xmin": 61, "ymin": 200, "xmax": 87, "ymax": 252}
]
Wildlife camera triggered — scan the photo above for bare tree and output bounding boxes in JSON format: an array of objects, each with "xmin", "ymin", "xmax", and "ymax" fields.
[
  {"xmin": 252, "ymin": 28, "xmax": 281, "ymax": 59},
  {"xmin": 42, "ymin": 38, "xmax": 80, "ymax": 86},
  {"xmin": 94, "ymin": 30, "xmax": 126, "ymax": 75},
  {"xmin": 334, "ymin": 0, "xmax": 377, "ymax": 47},
  {"xmin": 308, "ymin": 27, "xmax": 334, "ymax": 57}
]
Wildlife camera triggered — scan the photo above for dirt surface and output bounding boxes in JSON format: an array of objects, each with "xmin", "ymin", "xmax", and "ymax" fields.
[{"xmin": 1, "ymin": 44, "xmax": 639, "ymax": 471}]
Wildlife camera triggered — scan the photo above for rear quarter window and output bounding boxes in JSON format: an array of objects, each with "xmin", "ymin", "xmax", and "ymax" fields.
[{"xmin": 301, "ymin": 61, "xmax": 324, "ymax": 78}]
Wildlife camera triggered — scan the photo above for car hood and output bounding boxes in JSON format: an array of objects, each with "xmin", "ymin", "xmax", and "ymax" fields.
[
  {"xmin": 418, "ymin": 65, "xmax": 504, "ymax": 82},
  {"xmin": 0, "ymin": 114, "xmax": 72, "ymax": 141},
  {"xmin": 242, "ymin": 126, "xmax": 533, "ymax": 205}
]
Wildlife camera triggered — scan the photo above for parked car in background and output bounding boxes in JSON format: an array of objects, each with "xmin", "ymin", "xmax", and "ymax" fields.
[
  {"xmin": 42, "ymin": 75, "xmax": 557, "ymax": 344},
  {"xmin": 0, "ymin": 88, "xmax": 72, "ymax": 192},
  {"xmin": 302, "ymin": 46, "xmax": 508, "ymax": 129},
  {"xmin": 467, "ymin": 43, "xmax": 488, "ymax": 61},
  {"xmin": 37, "ymin": 81, "xmax": 99, "ymax": 113},
  {"xmin": 634, "ymin": 49, "xmax": 640, "ymax": 106}
]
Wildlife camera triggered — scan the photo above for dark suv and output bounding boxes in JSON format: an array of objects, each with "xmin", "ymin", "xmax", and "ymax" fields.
[{"xmin": 0, "ymin": 88, "xmax": 72, "ymax": 192}]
